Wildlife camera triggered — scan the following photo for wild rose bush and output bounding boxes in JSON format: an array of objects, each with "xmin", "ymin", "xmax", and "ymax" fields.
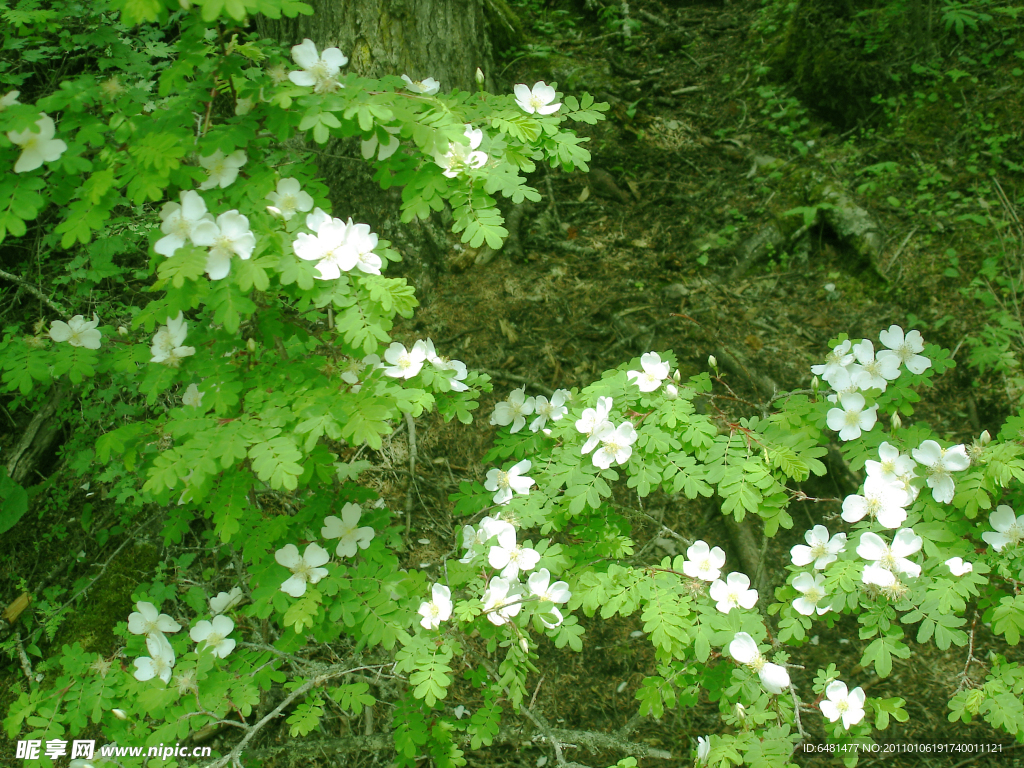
[{"xmin": 1, "ymin": 2, "xmax": 1023, "ymax": 768}]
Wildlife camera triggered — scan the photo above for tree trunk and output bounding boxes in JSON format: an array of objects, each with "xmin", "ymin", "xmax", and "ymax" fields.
[
  {"xmin": 259, "ymin": 0, "xmax": 505, "ymax": 93},
  {"xmin": 258, "ymin": 0, "xmax": 516, "ymax": 300}
]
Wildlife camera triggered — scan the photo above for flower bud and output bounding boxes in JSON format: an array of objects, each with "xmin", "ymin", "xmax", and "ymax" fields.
[
  {"xmin": 519, "ymin": 636, "xmax": 529, "ymax": 653},
  {"xmin": 246, "ymin": 338, "xmax": 256, "ymax": 353},
  {"xmin": 111, "ymin": 708, "xmax": 128, "ymax": 720},
  {"xmin": 811, "ymin": 376, "xmax": 819, "ymax": 393},
  {"xmin": 672, "ymin": 368, "xmax": 681, "ymax": 383},
  {"xmin": 979, "ymin": 430, "xmax": 991, "ymax": 446},
  {"xmin": 735, "ymin": 702, "xmax": 746, "ymax": 720},
  {"xmin": 708, "ymin": 355, "xmax": 717, "ymax": 370},
  {"xmin": 891, "ymin": 412, "xmax": 903, "ymax": 430},
  {"xmin": 475, "ymin": 68, "xmax": 485, "ymax": 86},
  {"xmin": 117, "ymin": 326, "xmax": 128, "ymax": 336}
]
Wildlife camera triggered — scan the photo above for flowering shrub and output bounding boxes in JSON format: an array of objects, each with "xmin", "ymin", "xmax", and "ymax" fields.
[{"xmin": 2, "ymin": 2, "xmax": 1024, "ymax": 768}]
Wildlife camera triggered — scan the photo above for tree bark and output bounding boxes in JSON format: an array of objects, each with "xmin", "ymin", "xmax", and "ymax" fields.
[
  {"xmin": 258, "ymin": 0, "xmax": 506, "ymax": 93},
  {"xmin": 6, "ymin": 382, "xmax": 64, "ymax": 485}
]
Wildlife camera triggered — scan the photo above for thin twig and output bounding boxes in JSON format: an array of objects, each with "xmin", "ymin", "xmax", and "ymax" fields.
[
  {"xmin": 14, "ymin": 631, "xmax": 35, "ymax": 684},
  {"xmin": 480, "ymin": 369, "xmax": 555, "ymax": 397},
  {"xmin": 199, "ymin": 664, "xmax": 392, "ymax": 768},
  {"xmin": 789, "ymin": 684, "xmax": 808, "ymax": 742},
  {"xmin": 0, "ymin": 268, "xmax": 68, "ymax": 315}
]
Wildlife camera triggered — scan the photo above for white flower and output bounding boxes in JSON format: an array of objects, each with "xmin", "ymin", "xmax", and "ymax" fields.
[
  {"xmin": 697, "ymin": 736, "xmax": 711, "ymax": 764},
  {"xmin": 490, "ymin": 387, "xmax": 536, "ymax": 433},
  {"xmin": 982, "ymin": 505, "xmax": 1024, "ymax": 551},
  {"xmin": 191, "ymin": 210, "xmax": 256, "ymax": 280},
  {"xmin": 790, "ymin": 525, "xmax": 846, "ymax": 569},
  {"xmin": 878, "ymin": 325, "xmax": 931, "ymax": 375},
  {"xmin": 841, "ymin": 476, "xmax": 910, "ymax": 529},
  {"xmin": 627, "ymin": 352, "xmax": 671, "ymax": 392},
  {"xmin": 127, "ymin": 601, "xmax": 181, "ymax": 638},
  {"xmin": 811, "ymin": 339, "xmax": 854, "ymax": 385},
  {"xmin": 197, "ymin": 149, "xmax": 247, "ymax": 190},
  {"xmin": 418, "ymin": 583, "xmax": 453, "ymax": 630},
  {"xmin": 459, "ymin": 517, "xmax": 514, "ymax": 564},
  {"xmin": 49, "ymin": 313, "xmax": 102, "ymax": 349},
  {"xmin": 709, "ymin": 572, "xmax": 758, "ymax": 614},
  {"xmin": 133, "ymin": 634, "xmax": 176, "ymax": 684},
  {"xmin": 592, "ymin": 421, "xmax": 637, "ymax": 469},
  {"xmin": 0, "ymin": 90, "xmax": 19, "ymax": 111},
  {"xmin": 361, "ymin": 126, "xmax": 401, "ymax": 162},
  {"xmin": 862, "ymin": 563, "xmax": 897, "ymax": 588},
  {"xmin": 912, "ymin": 440, "xmax": 970, "ymax": 504},
  {"xmin": 481, "ymin": 576, "xmax": 524, "ymax": 626},
  {"xmin": 945, "ymin": 556, "xmax": 974, "ymax": 576},
  {"xmin": 8, "ymin": 114, "xmax": 67, "ymax": 173},
  {"xmin": 850, "ymin": 339, "xmax": 901, "ymax": 391},
  {"xmin": 513, "ymin": 81, "xmax": 561, "ymax": 115},
  {"xmin": 182, "ymin": 383, "xmax": 205, "ymax": 408},
  {"xmin": 343, "ymin": 218, "xmax": 383, "ymax": 275},
  {"xmin": 150, "ymin": 313, "xmax": 195, "ymax": 367},
  {"xmin": 857, "ymin": 528, "xmax": 923, "ymax": 578},
  {"xmin": 382, "ymin": 341, "xmax": 427, "ymax": 379},
  {"xmin": 865, "ymin": 442, "xmax": 917, "ymax": 486},
  {"xmin": 434, "ymin": 124, "xmax": 488, "ymax": 178},
  {"xmin": 305, "ymin": 207, "xmax": 332, "ymax": 234},
  {"xmin": 265, "ymin": 178, "xmax": 314, "ymax": 221},
  {"xmin": 528, "ymin": 568, "xmax": 571, "ymax": 604},
  {"xmin": 683, "ymin": 540, "xmax": 726, "ymax": 581},
  {"xmin": 321, "ymin": 502, "xmax": 375, "ymax": 557},
  {"xmin": 190, "ymin": 615, "xmax": 235, "ymax": 658},
  {"xmin": 824, "ymin": 367, "xmax": 858, "ymax": 403},
  {"xmin": 275, "ymin": 543, "xmax": 331, "ymax": 597},
  {"xmin": 488, "ymin": 526, "xmax": 540, "ymax": 580},
  {"xmin": 293, "ymin": 216, "xmax": 360, "ymax": 279},
  {"xmin": 792, "ymin": 572, "xmax": 831, "ymax": 616},
  {"xmin": 401, "ymin": 74, "xmax": 440, "ymax": 95},
  {"xmin": 728, "ymin": 632, "xmax": 790, "ymax": 694},
  {"xmin": 819, "ymin": 680, "xmax": 866, "ymax": 729},
  {"xmin": 155, "ymin": 190, "xmax": 213, "ymax": 257},
  {"xmin": 484, "ymin": 459, "xmax": 534, "ymax": 505},
  {"xmin": 209, "ymin": 587, "xmax": 243, "ymax": 615},
  {"xmin": 576, "ymin": 396, "xmax": 614, "ymax": 452},
  {"xmin": 444, "ymin": 359, "xmax": 470, "ymax": 391},
  {"xmin": 825, "ymin": 392, "xmax": 878, "ymax": 441},
  {"xmin": 289, "ymin": 38, "xmax": 348, "ymax": 93},
  {"xmin": 530, "ymin": 390, "xmax": 569, "ymax": 432}
]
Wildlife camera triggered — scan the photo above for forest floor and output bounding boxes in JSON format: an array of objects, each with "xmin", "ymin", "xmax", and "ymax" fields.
[
  {"xmin": 383, "ymin": 0, "xmax": 1024, "ymax": 766},
  {"xmin": 2, "ymin": 1, "xmax": 1024, "ymax": 767}
]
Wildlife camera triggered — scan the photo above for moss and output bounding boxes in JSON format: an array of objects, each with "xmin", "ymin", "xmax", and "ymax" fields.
[
  {"xmin": 53, "ymin": 540, "xmax": 162, "ymax": 656},
  {"xmin": 483, "ymin": 0, "xmax": 525, "ymax": 49},
  {"xmin": 768, "ymin": 0, "xmax": 910, "ymax": 129}
]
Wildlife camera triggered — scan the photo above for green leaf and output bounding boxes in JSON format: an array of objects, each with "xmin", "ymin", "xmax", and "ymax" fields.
[
  {"xmin": 992, "ymin": 595, "xmax": 1024, "ymax": 645},
  {"xmin": 0, "ymin": 468, "xmax": 29, "ymax": 536},
  {"xmin": 248, "ymin": 436, "xmax": 304, "ymax": 490},
  {"xmin": 114, "ymin": 0, "xmax": 163, "ymax": 24},
  {"xmin": 157, "ymin": 246, "xmax": 208, "ymax": 288}
]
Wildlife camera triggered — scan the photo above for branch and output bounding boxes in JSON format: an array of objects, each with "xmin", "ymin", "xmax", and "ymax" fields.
[
  {"xmin": 196, "ymin": 663, "xmax": 393, "ymax": 768},
  {"xmin": 0, "ymin": 268, "xmax": 68, "ymax": 315}
]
